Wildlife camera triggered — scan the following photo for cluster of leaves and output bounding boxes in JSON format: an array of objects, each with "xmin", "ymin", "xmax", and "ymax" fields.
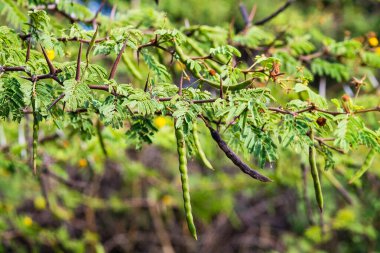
[{"xmin": 0, "ymin": 0, "xmax": 379, "ymax": 251}]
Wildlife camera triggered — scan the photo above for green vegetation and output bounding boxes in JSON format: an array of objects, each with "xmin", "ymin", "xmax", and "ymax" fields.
[{"xmin": 0, "ymin": 0, "xmax": 379, "ymax": 252}]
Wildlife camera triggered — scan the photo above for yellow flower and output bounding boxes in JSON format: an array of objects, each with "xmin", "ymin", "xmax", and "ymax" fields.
[
  {"xmin": 23, "ymin": 216, "xmax": 33, "ymax": 227},
  {"xmin": 161, "ymin": 195, "xmax": 173, "ymax": 206},
  {"xmin": 34, "ymin": 196, "xmax": 46, "ymax": 210},
  {"xmin": 46, "ymin": 49, "xmax": 55, "ymax": 60},
  {"xmin": 368, "ymin": 37, "xmax": 379, "ymax": 47},
  {"xmin": 154, "ymin": 116, "xmax": 167, "ymax": 129},
  {"xmin": 78, "ymin": 159, "xmax": 88, "ymax": 168},
  {"xmin": 374, "ymin": 47, "xmax": 380, "ymax": 55}
]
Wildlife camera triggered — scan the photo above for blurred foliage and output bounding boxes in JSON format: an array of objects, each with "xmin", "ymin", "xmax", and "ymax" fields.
[{"xmin": 0, "ymin": 0, "xmax": 379, "ymax": 252}]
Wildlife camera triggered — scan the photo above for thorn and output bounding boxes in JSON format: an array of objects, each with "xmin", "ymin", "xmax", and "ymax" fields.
[
  {"xmin": 144, "ymin": 73, "xmax": 150, "ymax": 92},
  {"xmin": 76, "ymin": 42, "xmax": 83, "ymax": 81},
  {"xmin": 109, "ymin": 38, "xmax": 129, "ymax": 80},
  {"xmin": 40, "ymin": 46, "xmax": 56, "ymax": 74}
]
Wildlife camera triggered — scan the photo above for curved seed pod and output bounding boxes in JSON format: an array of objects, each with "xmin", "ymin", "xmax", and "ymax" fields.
[
  {"xmin": 32, "ymin": 97, "xmax": 39, "ymax": 174},
  {"xmin": 309, "ymin": 129, "xmax": 323, "ymax": 212},
  {"xmin": 122, "ymin": 53, "xmax": 143, "ymax": 80},
  {"xmin": 349, "ymin": 148, "xmax": 376, "ymax": 184},
  {"xmin": 193, "ymin": 122, "xmax": 214, "ymax": 170},
  {"xmin": 175, "ymin": 124, "xmax": 198, "ymax": 240}
]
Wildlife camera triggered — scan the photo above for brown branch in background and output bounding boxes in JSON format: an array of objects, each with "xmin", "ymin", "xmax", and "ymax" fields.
[
  {"xmin": 92, "ymin": 0, "xmax": 106, "ymax": 23},
  {"xmin": 158, "ymin": 97, "xmax": 216, "ymax": 104},
  {"xmin": 254, "ymin": 0, "xmax": 295, "ymax": 26},
  {"xmin": 42, "ymin": 168, "xmax": 86, "ymax": 191},
  {"xmin": 110, "ymin": 4, "xmax": 117, "ymax": 21},
  {"xmin": 148, "ymin": 205, "xmax": 175, "ymax": 253},
  {"xmin": 239, "ymin": 2, "xmax": 256, "ymax": 33},
  {"xmin": 109, "ymin": 38, "xmax": 129, "ymax": 80},
  {"xmin": 239, "ymin": 3, "xmax": 250, "ymax": 27},
  {"xmin": 32, "ymin": 1, "xmax": 105, "ymax": 24},
  {"xmin": 322, "ymin": 169, "xmax": 353, "ymax": 205},
  {"xmin": 299, "ymin": 51, "xmax": 324, "ymax": 62},
  {"xmin": 201, "ymin": 116, "xmax": 272, "ymax": 182},
  {"xmin": 39, "ymin": 133, "xmax": 60, "ymax": 144},
  {"xmin": 38, "ymin": 175, "xmax": 50, "ymax": 210},
  {"xmin": 57, "ymin": 36, "xmax": 108, "ymax": 44}
]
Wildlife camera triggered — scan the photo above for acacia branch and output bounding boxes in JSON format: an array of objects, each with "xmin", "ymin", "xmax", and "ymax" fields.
[
  {"xmin": 201, "ymin": 116, "xmax": 272, "ymax": 182},
  {"xmin": 254, "ymin": 0, "xmax": 295, "ymax": 26},
  {"xmin": 32, "ymin": 1, "xmax": 106, "ymax": 24}
]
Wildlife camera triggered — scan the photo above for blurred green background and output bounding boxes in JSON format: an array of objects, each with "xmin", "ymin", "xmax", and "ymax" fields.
[{"xmin": 0, "ymin": 0, "xmax": 380, "ymax": 252}]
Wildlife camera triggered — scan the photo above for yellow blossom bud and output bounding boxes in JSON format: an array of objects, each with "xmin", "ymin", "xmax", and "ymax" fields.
[{"xmin": 154, "ymin": 116, "xmax": 167, "ymax": 129}]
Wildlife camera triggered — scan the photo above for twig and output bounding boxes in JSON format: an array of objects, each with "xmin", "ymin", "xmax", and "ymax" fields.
[
  {"xmin": 315, "ymin": 137, "xmax": 345, "ymax": 154},
  {"xmin": 42, "ymin": 168, "xmax": 86, "ymax": 191},
  {"xmin": 254, "ymin": 0, "xmax": 295, "ymax": 26},
  {"xmin": 38, "ymin": 175, "xmax": 51, "ymax": 210},
  {"xmin": 48, "ymin": 93, "xmax": 65, "ymax": 111},
  {"xmin": 322, "ymin": 170, "xmax": 353, "ymax": 204},
  {"xmin": 201, "ymin": 116, "xmax": 272, "ymax": 182},
  {"xmin": 239, "ymin": 3, "xmax": 250, "ymax": 27},
  {"xmin": 148, "ymin": 204, "xmax": 175, "ymax": 253}
]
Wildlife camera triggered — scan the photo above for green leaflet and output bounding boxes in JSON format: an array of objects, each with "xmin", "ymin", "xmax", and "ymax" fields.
[
  {"xmin": 63, "ymin": 79, "xmax": 92, "ymax": 110},
  {"xmin": 0, "ymin": 77, "xmax": 25, "ymax": 122}
]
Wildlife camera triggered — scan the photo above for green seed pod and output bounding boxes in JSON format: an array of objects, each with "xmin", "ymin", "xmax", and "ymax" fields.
[
  {"xmin": 32, "ymin": 96, "xmax": 38, "ymax": 174},
  {"xmin": 309, "ymin": 129, "xmax": 323, "ymax": 212},
  {"xmin": 122, "ymin": 53, "xmax": 143, "ymax": 80},
  {"xmin": 349, "ymin": 148, "xmax": 376, "ymax": 184},
  {"xmin": 193, "ymin": 122, "xmax": 213, "ymax": 170},
  {"xmin": 175, "ymin": 124, "xmax": 198, "ymax": 240}
]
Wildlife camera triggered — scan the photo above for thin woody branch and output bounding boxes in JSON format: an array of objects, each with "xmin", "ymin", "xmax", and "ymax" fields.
[
  {"xmin": 31, "ymin": 1, "xmax": 106, "ymax": 24},
  {"xmin": 201, "ymin": 116, "xmax": 272, "ymax": 182},
  {"xmin": 254, "ymin": 0, "xmax": 295, "ymax": 26}
]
